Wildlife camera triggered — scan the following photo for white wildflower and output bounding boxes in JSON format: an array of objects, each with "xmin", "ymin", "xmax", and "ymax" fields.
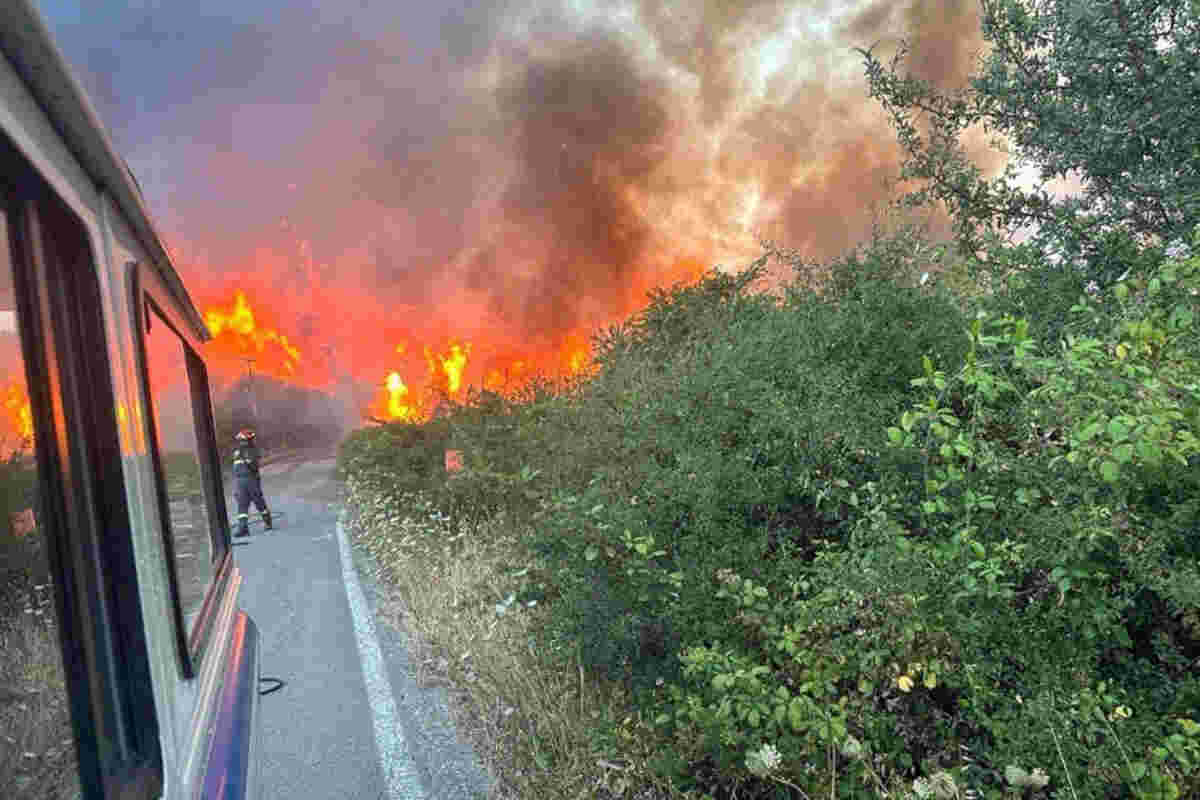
[
  {"xmin": 929, "ymin": 770, "xmax": 958, "ymax": 799},
  {"xmin": 715, "ymin": 568, "xmax": 741, "ymax": 586},
  {"xmin": 840, "ymin": 735, "xmax": 863, "ymax": 759},
  {"xmin": 745, "ymin": 742, "xmax": 783, "ymax": 777},
  {"xmin": 1165, "ymin": 239, "xmax": 1192, "ymax": 261}
]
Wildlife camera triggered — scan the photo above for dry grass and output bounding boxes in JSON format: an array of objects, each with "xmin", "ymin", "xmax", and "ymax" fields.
[
  {"xmin": 344, "ymin": 487, "xmax": 686, "ymax": 800},
  {"xmin": 0, "ymin": 582, "xmax": 81, "ymax": 800}
]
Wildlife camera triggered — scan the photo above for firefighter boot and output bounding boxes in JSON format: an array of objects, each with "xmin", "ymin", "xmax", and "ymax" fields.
[{"xmin": 263, "ymin": 510, "xmax": 273, "ymax": 530}]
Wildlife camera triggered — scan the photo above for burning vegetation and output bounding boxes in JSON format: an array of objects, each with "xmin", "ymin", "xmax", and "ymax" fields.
[{"xmin": 91, "ymin": 0, "xmax": 998, "ymax": 436}]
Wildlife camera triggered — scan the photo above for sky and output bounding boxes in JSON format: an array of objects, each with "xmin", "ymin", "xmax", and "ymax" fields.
[{"xmin": 34, "ymin": 0, "xmax": 999, "ymax": 416}]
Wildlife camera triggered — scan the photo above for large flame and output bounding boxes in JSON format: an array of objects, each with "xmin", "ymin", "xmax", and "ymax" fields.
[
  {"xmin": 187, "ymin": 253, "xmax": 706, "ymax": 426},
  {"xmin": 204, "ymin": 291, "xmax": 302, "ymax": 378},
  {"xmin": 384, "ymin": 372, "xmax": 417, "ymax": 421},
  {"xmin": 82, "ymin": 0, "xmax": 1004, "ymax": 432},
  {"xmin": 426, "ymin": 342, "xmax": 470, "ymax": 396},
  {"xmin": 1, "ymin": 381, "xmax": 33, "ymax": 454}
]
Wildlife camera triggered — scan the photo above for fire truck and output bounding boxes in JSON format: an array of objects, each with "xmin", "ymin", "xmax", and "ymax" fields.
[{"xmin": 0, "ymin": 2, "xmax": 260, "ymax": 798}]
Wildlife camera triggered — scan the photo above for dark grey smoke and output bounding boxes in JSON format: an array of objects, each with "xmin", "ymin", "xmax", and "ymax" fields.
[{"xmin": 43, "ymin": 0, "xmax": 1001, "ymax": 387}]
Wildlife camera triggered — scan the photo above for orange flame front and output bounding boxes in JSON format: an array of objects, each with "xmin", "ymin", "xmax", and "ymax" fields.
[
  {"xmin": 1, "ymin": 382, "xmax": 33, "ymax": 453},
  {"xmin": 185, "ymin": 245, "xmax": 708, "ymax": 427},
  {"xmin": 204, "ymin": 291, "xmax": 302, "ymax": 377},
  {"xmin": 385, "ymin": 372, "xmax": 418, "ymax": 421},
  {"xmin": 425, "ymin": 342, "xmax": 471, "ymax": 396}
]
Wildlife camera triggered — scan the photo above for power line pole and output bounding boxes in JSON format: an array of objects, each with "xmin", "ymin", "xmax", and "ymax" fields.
[
  {"xmin": 323, "ymin": 342, "xmax": 360, "ymax": 429},
  {"xmin": 239, "ymin": 357, "xmax": 257, "ymax": 424}
]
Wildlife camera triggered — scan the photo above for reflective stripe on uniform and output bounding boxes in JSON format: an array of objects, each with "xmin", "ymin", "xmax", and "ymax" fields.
[{"xmin": 237, "ymin": 513, "xmax": 249, "ymax": 519}]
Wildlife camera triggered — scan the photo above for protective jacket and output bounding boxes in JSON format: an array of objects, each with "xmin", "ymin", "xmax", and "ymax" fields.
[
  {"xmin": 232, "ymin": 441, "xmax": 271, "ymax": 535},
  {"xmin": 232, "ymin": 441, "xmax": 261, "ymax": 481}
]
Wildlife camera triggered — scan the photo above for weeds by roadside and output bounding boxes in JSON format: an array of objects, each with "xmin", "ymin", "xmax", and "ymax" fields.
[
  {"xmin": 342, "ymin": 480, "xmax": 686, "ymax": 800},
  {"xmin": 0, "ymin": 580, "xmax": 80, "ymax": 800}
]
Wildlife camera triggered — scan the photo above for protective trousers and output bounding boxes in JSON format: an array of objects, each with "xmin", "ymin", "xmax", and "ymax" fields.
[{"xmin": 234, "ymin": 476, "xmax": 271, "ymax": 536}]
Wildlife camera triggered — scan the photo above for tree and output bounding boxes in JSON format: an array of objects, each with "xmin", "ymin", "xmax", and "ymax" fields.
[{"xmin": 859, "ymin": 0, "xmax": 1200, "ymax": 276}]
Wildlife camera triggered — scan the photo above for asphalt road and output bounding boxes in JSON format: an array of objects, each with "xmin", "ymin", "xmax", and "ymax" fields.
[{"xmin": 232, "ymin": 451, "xmax": 491, "ymax": 800}]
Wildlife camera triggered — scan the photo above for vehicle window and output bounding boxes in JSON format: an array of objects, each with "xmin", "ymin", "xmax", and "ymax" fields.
[
  {"xmin": 0, "ymin": 200, "xmax": 81, "ymax": 798},
  {"xmin": 143, "ymin": 305, "xmax": 219, "ymax": 634}
]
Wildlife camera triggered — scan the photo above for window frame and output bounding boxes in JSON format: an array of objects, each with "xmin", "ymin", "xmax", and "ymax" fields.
[
  {"xmin": 129, "ymin": 260, "xmax": 234, "ymax": 677},
  {"xmin": 0, "ymin": 134, "xmax": 163, "ymax": 798}
]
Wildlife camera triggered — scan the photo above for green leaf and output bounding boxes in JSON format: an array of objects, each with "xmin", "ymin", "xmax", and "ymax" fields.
[
  {"xmin": 584, "ymin": 546, "xmax": 599, "ymax": 561},
  {"xmin": 1100, "ymin": 460, "xmax": 1120, "ymax": 482},
  {"xmin": 887, "ymin": 427, "xmax": 903, "ymax": 444},
  {"xmin": 788, "ymin": 698, "xmax": 807, "ymax": 732},
  {"xmin": 1135, "ymin": 438, "xmax": 1162, "ymax": 466},
  {"xmin": 1005, "ymin": 765, "xmax": 1029, "ymax": 787},
  {"xmin": 1169, "ymin": 304, "xmax": 1194, "ymax": 330},
  {"xmin": 1114, "ymin": 443, "xmax": 1135, "ymax": 464}
]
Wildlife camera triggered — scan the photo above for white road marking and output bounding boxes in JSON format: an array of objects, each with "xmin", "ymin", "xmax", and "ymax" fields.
[{"xmin": 335, "ymin": 520, "xmax": 426, "ymax": 799}]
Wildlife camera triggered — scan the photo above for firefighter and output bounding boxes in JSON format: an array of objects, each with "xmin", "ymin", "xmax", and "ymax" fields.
[{"xmin": 232, "ymin": 428, "xmax": 272, "ymax": 537}]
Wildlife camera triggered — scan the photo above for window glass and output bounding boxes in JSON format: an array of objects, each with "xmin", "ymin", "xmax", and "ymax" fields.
[
  {"xmin": 0, "ymin": 204, "xmax": 81, "ymax": 798},
  {"xmin": 143, "ymin": 306, "xmax": 214, "ymax": 633}
]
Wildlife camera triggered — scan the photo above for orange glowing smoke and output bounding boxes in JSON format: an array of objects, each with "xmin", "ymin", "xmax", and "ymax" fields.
[
  {"xmin": 557, "ymin": 331, "xmax": 592, "ymax": 377},
  {"xmin": 203, "ymin": 291, "xmax": 302, "ymax": 377}
]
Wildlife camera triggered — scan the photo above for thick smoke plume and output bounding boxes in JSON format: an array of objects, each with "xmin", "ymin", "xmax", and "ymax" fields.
[{"xmin": 51, "ymin": 0, "xmax": 997, "ymax": 420}]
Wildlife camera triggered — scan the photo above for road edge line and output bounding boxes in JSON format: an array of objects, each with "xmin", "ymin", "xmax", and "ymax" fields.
[{"xmin": 335, "ymin": 519, "xmax": 426, "ymax": 800}]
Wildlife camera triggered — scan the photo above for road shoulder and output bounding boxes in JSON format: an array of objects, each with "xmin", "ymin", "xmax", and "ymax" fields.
[{"xmin": 341, "ymin": 516, "xmax": 493, "ymax": 800}]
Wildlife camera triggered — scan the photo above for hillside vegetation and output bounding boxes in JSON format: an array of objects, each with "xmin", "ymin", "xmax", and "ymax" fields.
[{"xmin": 338, "ymin": 2, "xmax": 1200, "ymax": 798}]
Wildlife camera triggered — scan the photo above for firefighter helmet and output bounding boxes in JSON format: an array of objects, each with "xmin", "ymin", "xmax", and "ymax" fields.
[{"xmin": 235, "ymin": 428, "xmax": 256, "ymax": 442}]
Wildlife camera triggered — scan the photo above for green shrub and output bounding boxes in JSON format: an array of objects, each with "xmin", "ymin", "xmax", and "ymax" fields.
[{"xmin": 340, "ymin": 226, "xmax": 1200, "ymax": 798}]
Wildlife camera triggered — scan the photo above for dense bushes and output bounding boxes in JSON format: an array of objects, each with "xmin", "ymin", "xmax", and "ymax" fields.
[
  {"xmin": 338, "ymin": 1, "xmax": 1200, "ymax": 791},
  {"xmin": 339, "ymin": 224, "xmax": 1200, "ymax": 797}
]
